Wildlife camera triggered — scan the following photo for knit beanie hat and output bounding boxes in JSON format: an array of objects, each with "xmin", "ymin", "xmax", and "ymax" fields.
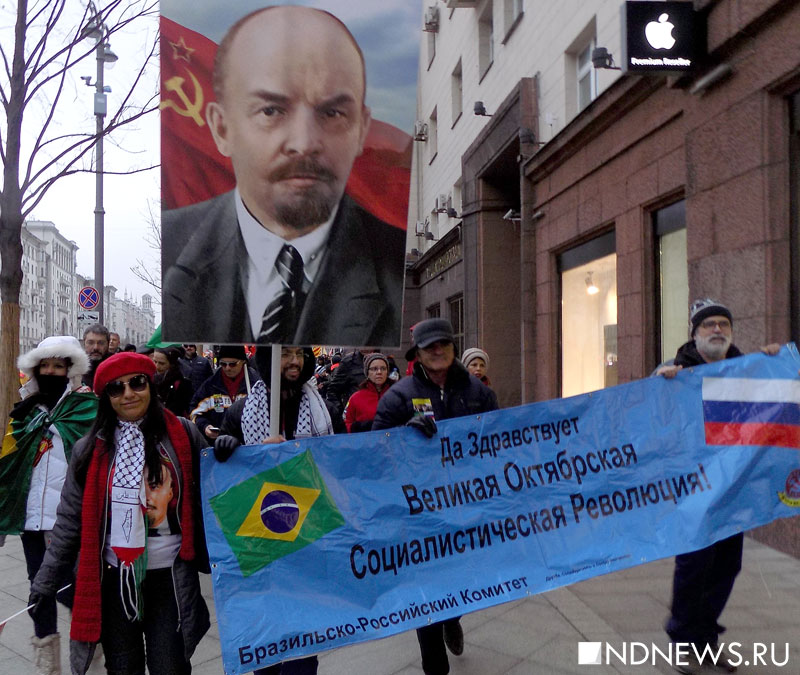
[
  {"xmin": 689, "ymin": 298, "xmax": 732, "ymax": 337},
  {"xmin": 218, "ymin": 345, "xmax": 247, "ymax": 361},
  {"xmin": 93, "ymin": 353, "xmax": 156, "ymax": 396},
  {"xmin": 363, "ymin": 353, "xmax": 389, "ymax": 377},
  {"xmin": 461, "ymin": 347, "xmax": 489, "ymax": 371}
]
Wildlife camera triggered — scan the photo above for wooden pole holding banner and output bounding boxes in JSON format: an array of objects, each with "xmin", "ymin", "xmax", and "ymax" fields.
[{"xmin": 269, "ymin": 344, "xmax": 281, "ymax": 438}]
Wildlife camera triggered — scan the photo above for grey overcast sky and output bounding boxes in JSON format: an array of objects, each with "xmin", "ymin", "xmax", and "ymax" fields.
[{"xmin": 161, "ymin": 0, "xmax": 421, "ymax": 131}]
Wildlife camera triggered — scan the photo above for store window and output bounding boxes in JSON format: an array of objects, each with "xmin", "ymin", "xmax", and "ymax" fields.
[
  {"xmin": 449, "ymin": 294, "xmax": 465, "ymax": 357},
  {"xmin": 559, "ymin": 232, "xmax": 617, "ymax": 397},
  {"xmin": 654, "ymin": 200, "xmax": 688, "ymax": 363}
]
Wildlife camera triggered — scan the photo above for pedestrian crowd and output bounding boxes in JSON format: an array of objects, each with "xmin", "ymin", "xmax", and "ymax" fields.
[
  {"xmin": 0, "ymin": 299, "xmax": 787, "ymax": 675},
  {"xmin": 0, "ymin": 314, "xmax": 499, "ymax": 675}
]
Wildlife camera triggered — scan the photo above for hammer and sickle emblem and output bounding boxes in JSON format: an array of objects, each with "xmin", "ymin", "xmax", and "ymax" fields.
[{"xmin": 160, "ymin": 69, "xmax": 205, "ymax": 127}]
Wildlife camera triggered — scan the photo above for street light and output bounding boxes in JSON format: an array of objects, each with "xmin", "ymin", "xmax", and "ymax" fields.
[{"xmin": 82, "ymin": 14, "xmax": 117, "ymax": 325}]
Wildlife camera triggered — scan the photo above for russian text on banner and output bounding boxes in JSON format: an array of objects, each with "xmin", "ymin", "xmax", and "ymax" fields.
[{"xmin": 201, "ymin": 344, "xmax": 800, "ymax": 673}]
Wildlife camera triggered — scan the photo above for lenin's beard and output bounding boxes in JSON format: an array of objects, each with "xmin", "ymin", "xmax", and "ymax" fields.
[{"xmin": 268, "ymin": 158, "xmax": 340, "ymax": 229}]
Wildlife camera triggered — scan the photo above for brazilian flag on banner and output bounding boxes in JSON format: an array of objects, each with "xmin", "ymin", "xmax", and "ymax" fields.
[{"xmin": 210, "ymin": 449, "xmax": 344, "ymax": 577}]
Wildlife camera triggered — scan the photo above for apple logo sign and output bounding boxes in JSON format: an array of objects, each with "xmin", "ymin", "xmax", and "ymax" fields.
[{"xmin": 645, "ymin": 13, "xmax": 676, "ymax": 50}]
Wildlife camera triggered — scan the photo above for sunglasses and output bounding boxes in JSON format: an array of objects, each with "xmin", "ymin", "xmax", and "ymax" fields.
[
  {"xmin": 219, "ymin": 360, "xmax": 241, "ymax": 368},
  {"xmin": 106, "ymin": 374, "xmax": 150, "ymax": 398}
]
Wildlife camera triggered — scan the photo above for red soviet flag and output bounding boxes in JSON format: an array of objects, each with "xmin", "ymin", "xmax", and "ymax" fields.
[
  {"xmin": 160, "ymin": 17, "xmax": 234, "ymax": 209},
  {"xmin": 160, "ymin": 16, "xmax": 410, "ymax": 231}
]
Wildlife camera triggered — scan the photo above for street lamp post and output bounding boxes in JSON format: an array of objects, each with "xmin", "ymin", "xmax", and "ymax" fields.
[{"xmin": 84, "ymin": 17, "xmax": 117, "ymax": 326}]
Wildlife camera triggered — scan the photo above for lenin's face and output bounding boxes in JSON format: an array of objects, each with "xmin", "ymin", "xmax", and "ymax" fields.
[{"xmin": 207, "ymin": 7, "xmax": 371, "ymax": 238}]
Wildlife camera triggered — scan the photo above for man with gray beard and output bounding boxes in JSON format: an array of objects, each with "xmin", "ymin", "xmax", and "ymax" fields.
[{"xmin": 657, "ymin": 299, "xmax": 742, "ymax": 673}]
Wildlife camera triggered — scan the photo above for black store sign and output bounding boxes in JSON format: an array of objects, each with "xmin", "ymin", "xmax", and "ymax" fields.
[{"xmin": 621, "ymin": 1, "xmax": 704, "ymax": 74}]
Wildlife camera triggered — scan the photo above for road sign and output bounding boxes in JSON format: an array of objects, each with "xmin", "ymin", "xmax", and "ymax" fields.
[
  {"xmin": 78, "ymin": 286, "xmax": 99, "ymax": 310},
  {"xmin": 77, "ymin": 312, "xmax": 99, "ymax": 324}
]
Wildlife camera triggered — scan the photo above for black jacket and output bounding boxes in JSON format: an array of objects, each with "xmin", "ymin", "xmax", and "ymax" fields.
[
  {"xmin": 189, "ymin": 366, "xmax": 260, "ymax": 435},
  {"xmin": 179, "ymin": 354, "xmax": 214, "ymax": 393},
  {"xmin": 325, "ymin": 350, "xmax": 366, "ymax": 432},
  {"xmin": 32, "ymin": 416, "xmax": 210, "ymax": 673},
  {"xmin": 156, "ymin": 368, "xmax": 193, "ymax": 418},
  {"xmin": 162, "ymin": 192, "xmax": 405, "ymax": 345},
  {"xmin": 372, "ymin": 360, "xmax": 498, "ymax": 429}
]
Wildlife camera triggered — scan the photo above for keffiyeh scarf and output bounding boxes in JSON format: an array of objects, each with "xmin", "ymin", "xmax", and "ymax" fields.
[
  {"xmin": 109, "ymin": 421, "xmax": 148, "ymax": 620},
  {"xmin": 241, "ymin": 379, "xmax": 332, "ymax": 444}
]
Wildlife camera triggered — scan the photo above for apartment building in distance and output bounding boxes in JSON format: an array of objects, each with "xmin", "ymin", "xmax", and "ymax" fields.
[{"xmin": 15, "ymin": 220, "xmax": 156, "ymax": 351}]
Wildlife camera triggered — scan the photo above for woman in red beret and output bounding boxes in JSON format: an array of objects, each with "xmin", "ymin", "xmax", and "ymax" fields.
[{"xmin": 29, "ymin": 353, "xmax": 210, "ymax": 674}]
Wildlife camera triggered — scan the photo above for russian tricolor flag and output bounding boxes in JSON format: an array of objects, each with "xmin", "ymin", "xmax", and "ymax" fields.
[{"xmin": 702, "ymin": 377, "xmax": 800, "ymax": 449}]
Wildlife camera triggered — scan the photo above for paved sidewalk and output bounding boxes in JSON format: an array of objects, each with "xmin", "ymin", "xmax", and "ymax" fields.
[{"xmin": 1, "ymin": 536, "xmax": 798, "ymax": 674}]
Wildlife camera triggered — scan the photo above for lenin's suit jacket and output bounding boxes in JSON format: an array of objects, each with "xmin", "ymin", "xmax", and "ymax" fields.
[{"xmin": 161, "ymin": 191, "xmax": 406, "ymax": 347}]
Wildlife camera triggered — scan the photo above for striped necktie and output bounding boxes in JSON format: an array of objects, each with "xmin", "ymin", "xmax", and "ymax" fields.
[{"xmin": 258, "ymin": 244, "xmax": 306, "ymax": 343}]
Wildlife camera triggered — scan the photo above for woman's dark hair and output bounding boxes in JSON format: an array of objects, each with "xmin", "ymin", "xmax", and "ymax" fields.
[
  {"xmin": 79, "ymin": 379, "xmax": 167, "ymax": 486},
  {"xmin": 156, "ymin": 347, "xmax": 185, "ymax": 385},
  {"xmin": 156, "ymin": 346, "xmax": 182, "ymax": 366}
]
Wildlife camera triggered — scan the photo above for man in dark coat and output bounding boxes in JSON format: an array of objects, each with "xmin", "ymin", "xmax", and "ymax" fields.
[
  {"xmin": 657, "ymin": 299, "xmax": 745, "ymax": 674},
  {"xmin": 190, "ymin": 346, "xmax": 260, "ymax": 441},
  {"xmin": 179, "ymin": 344, "xmax": 214, "ymax": 394},
  {"xmin": 161, "ymin": 6, "xmax": 405, "ymax": 347},
  {"xmin": 81, "ymin": 323, "xmax": 111, "ymax": 390},
  {"xmin": 213, "ymin": 346, "xmax": 332, "ymax": 675},
  {"xmin": 324, "ymin": 349, "xmax": 369, "ymax": 433},
  {"xmin": 372, "ymin": 318, "xmax": 498, "ymax": 675}
]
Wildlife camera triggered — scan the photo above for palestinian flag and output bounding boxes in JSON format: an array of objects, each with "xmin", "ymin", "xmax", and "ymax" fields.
[
  {"xmin": 0, "ymin": 392, "xmax": 97, "ymax": 534},
  {"xmin": 210, "ymin": 449, "xmax": 344, "ymax": 577}
]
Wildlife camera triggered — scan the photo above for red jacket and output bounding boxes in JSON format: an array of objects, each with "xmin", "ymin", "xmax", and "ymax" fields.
[{"xmin": 344, "ymin": 380, "xmax": 392, "ymax": 433}]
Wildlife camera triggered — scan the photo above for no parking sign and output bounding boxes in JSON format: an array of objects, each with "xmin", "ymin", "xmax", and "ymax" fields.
[{"xmin": 78, "ymin": 286, "xmax": 99, "ymax": 310}]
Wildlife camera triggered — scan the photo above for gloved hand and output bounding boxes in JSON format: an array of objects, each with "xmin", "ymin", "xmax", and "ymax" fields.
[
  {"xmin": 406, "ymin": 414, "xmax": 437, "ymax": 438},
  {"xmin": 28, "ymin": 590, "xmax": 51, "ymax": 624},
  {"xmin": 213, "ymin": 435, "xmax": 240, "ymax": 462}
]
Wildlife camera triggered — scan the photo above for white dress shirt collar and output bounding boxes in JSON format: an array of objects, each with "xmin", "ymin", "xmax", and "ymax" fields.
[{"xmin": 235, "ymin": 189, "xmax": 337, "ymax": 338}]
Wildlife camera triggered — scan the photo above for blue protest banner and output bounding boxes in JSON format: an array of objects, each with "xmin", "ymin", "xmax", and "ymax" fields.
[{"xmin": 201, "ymin": 344, "xmax": 800, "ymax": 673}]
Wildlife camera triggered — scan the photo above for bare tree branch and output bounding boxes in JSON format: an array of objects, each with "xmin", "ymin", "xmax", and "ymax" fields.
[
  {"xmin": 1, "ymin": 0, "xmax": 161, "ymax": 426},
  {"xmin": 129, "ymin": 199, "xmax": 161, "ymax": 299}
]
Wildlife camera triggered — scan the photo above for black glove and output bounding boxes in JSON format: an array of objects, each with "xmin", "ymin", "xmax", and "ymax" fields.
[
  {"xmin": 213, "ymin": 435, "xmax": 240, "ymax": 462},
  {"xmin": 406, "ymin": 414, "xmax": 437, "ymax": 438},
  {"xmin": 28, "ymin": 590, "xmax": 51, "ymax": 624}
]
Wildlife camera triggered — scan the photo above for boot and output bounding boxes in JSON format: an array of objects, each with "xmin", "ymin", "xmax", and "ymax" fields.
[{"xmin": 31, "ymin": 633, "xmax": 60, "ymax": 675}]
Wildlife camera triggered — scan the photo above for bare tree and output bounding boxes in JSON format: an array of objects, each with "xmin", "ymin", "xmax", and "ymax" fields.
[
  {"xmin": 130, "ymin": 198, "xmax": 161, "ymax": 300},
  {"xmin": 0, "ymin": 0, "xmax": 158, "ymax": 421}
]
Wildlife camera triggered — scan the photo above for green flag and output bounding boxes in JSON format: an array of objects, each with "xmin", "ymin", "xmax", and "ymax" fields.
[
  {"xmin": 145, "ymin": 324, "xmax": 184, "ymax": 349},
  {"xmin": 210, "ymin": 449, "xmax": 345, "ymax": 577},
  {"xmin": 0, "ymin": 392, "xmax": 97, "ymax": 534}
]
